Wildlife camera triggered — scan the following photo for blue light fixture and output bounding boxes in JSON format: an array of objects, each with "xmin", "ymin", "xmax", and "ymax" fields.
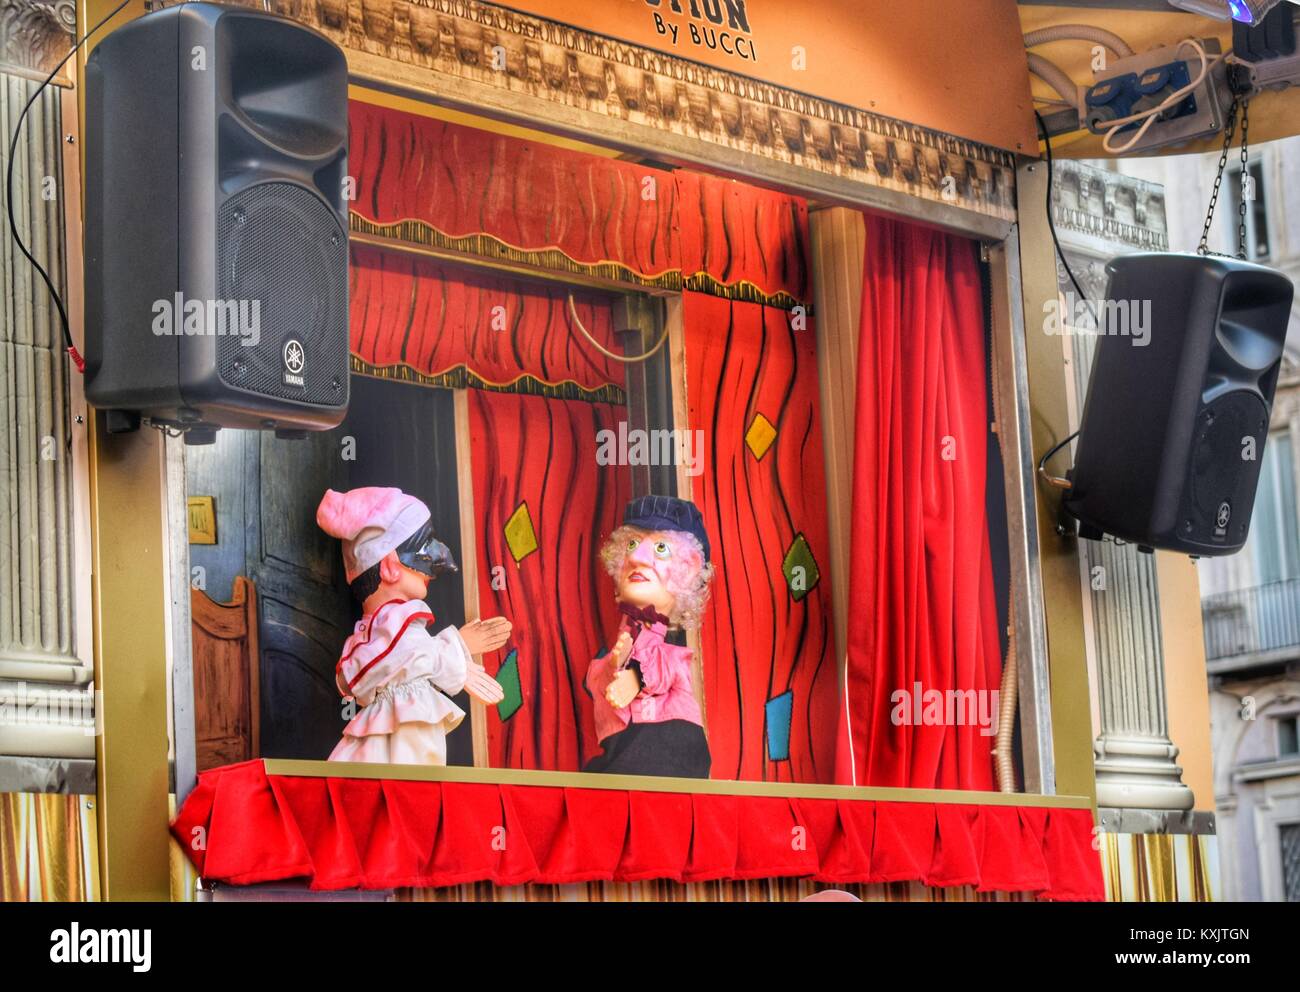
[{"xmin": 1226, "ymin": 0, "xmax": 1286, "ymax": 24}]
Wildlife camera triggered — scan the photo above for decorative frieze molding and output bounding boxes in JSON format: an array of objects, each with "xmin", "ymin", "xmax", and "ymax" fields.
[
  {"xmin": 155, "ymin": 0, "xmax": 1016, "ymax": 223},
  {"xmin": 1050, "ymin": 159, "xmax": 1169, "ymax": 259}
]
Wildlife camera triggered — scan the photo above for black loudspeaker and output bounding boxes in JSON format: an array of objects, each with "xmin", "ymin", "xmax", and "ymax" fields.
[
  {"xmin": 84, "ymin": 3, "xmax": 349, "ymax": 439},
  {"xmin": 1064, "ymin": 253, "xmax": 1293, "ymax": 556}
]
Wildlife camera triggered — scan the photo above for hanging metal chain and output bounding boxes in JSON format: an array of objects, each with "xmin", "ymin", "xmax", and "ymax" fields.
[
  {"xmin": 1198, "ymin": 95, "xmax": 1239, "ymax": 256},
  {"xmin": 1237, "ymin": 98, "xmax": 1251, "ymax": 260}
]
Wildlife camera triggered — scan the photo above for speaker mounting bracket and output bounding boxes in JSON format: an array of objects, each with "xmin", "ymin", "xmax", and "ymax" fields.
[{"xmin": 104, "ymin": 409, "xmax": 141, "ymax": 435}]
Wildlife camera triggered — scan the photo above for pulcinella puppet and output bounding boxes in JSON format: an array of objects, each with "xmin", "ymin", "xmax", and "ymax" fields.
[
  {"xmin": 317, "ymin": 486, "xmax": 512, "ymax": 764},
  {"xmin": 584, "ymin": 495, "xmax": 715, "ymax": 778}
]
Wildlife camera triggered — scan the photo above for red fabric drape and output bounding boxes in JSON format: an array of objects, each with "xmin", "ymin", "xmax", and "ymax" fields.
[
  {"xmin": 350, "ymin": 102, "xmax": 679, "ymax": 282},
  {"xmin": 673, "ymin": 171, "xmax": 810, "ymax": 304},
  {"xmin": 349, "ymin": 245, "xmax": 625, "ymax": 399},
  {"xmin": 469, "ymin": 391, "xmax": 630, "ymax": 771},
  {"xmin": 349, "ymin": 101, "xmax": 811, "ymax": 307},
  {"xmin": 835, "ymin": 215, "xmax": 1004, "ymax": 791},
  {"xmin": 683, "ymin": 293, "xmax": 838, "ymax": 782},
  {"xmin": 171, "ymin": 761, "xmax": 1103, "ymax": 899}
]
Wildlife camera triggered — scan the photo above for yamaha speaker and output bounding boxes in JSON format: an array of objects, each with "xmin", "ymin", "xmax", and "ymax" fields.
[
  {"xmin": 1064, "ymin": 253, "xmax": 1293, "ymax": 556},
  {"xmin": 84, "ymin": 3, "xmax": 349, "ymax": 440}
]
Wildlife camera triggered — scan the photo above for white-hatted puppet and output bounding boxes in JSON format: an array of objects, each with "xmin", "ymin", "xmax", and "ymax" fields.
[{"xmin": 317, "ymin": 486, "xmax": 511, "ymax": 764}]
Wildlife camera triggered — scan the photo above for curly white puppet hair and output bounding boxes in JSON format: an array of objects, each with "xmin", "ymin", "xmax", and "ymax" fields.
[{"xmin": 599, "ymin": 525, "xmax": 716, "ymax": 631}]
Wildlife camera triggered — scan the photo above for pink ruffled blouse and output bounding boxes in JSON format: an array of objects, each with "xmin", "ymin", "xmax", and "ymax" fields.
[{"xmin": 586, "ymin": 618, "xmax": 702, "ymax": 743}]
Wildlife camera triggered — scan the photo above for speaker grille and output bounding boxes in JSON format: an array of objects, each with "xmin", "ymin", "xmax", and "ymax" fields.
[
  {"xmin": 1184, "ymin": 390, "xmax": 1269, "ymax": 546},
  {"xmin": 216, "ymin": 181, "xmax": 347, "ymax": 407}
]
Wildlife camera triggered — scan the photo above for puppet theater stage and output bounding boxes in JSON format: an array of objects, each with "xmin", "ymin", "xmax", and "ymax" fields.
[{"xmin": 168, "ymin": 94, "xmax": 1102, "ymax": 902}]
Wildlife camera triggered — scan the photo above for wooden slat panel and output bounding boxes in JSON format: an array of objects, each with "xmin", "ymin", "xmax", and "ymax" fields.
[{"xmin": 809, "ymin": 207, "xmax": 866, "ymax": 668}]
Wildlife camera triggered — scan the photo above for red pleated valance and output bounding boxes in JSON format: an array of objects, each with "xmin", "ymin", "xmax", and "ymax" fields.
[
  {"xmin": 171, "ymin": 761, "xmax": 1103, "ymax": 899},
  {"xmin": 349, "ymin": 244, "xmax": 626, "ymax": 402},
  {"xmin": 349, "ymin": 101, "xmax": 810, "ymax": 308}
]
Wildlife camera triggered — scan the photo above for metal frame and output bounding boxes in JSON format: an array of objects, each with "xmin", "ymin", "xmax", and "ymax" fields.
[
  {"xmin": 989, "ymin": 229, "xmax": 1057, "ymax": 795},
  {"xmin": 344, "ymin": 77, "xmax": 1066, "ymax": 798}
]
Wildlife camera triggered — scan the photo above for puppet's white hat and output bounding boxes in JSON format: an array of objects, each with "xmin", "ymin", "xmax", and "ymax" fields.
[{"xmin": 316, "ymin": 487, "xmax": 431, "ymax": 583}]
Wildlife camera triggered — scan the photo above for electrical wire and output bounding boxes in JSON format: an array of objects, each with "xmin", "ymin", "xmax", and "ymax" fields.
[
  {"xmin": 6, "ymin": 0, "xmax": 131, "ymax": 375},
  {"xmin": 1037, "ymin": 430, "xmax": 1079, "ymax": 490},
  {"xmin": 1027, "ymin": 52, "xmax": 1081, "ymax": 112},
  {"xmin": 1032, "ymin": 110, "xmax": 1088, "ymax": 491},
  {"xmin": 1033, "ymin": 110, "xmax": 1092, "ymax": 315},
  {"xmin": 1098, "ymin": 38, "xmax": 1223, "ymax": 155},
  {"xmin": 566, "ymin": 292, "xmax": 670, "ymax": 363}
]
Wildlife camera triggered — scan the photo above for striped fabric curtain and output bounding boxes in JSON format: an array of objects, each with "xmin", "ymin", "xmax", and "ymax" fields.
[{"xmin": 0, "ymin": 792, "xmax": 98, "ymax": 901}]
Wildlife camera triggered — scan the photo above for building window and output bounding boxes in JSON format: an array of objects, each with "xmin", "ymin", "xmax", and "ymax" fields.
[
  {"xmin": 1248, "ymin": 431, "xmax": 1300, "ymax": 586},
  {"xmin": 1282, "ymin": 822, "xmax": 1300, "ymax": 902},
  {"xmin": 1279, "ymin": 714, "xmax": 1300, "ymax": 758},
  {"xmin": 1226, "ymin": 159, "xmax": 1271, "ymax": 261}
]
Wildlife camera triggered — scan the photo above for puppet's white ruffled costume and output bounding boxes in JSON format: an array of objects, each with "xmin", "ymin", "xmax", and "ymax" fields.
[{"xmin": 329, "ymin": 598, "xmax": 470, "ymax": 765}]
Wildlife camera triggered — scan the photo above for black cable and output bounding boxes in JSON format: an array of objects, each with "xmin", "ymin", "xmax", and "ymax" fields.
[
  {"xmin": 1033, "ymin": 109, "xmax": 1096, "ymax": 328},
  {"xmin": 1037, "ymin": 429, "xmax": 1079, "ymax": 483},
  {"xmin": 1032, "ymin": 111, "xmax": 1090, "ymax": 491},
  {"xmin": 6, "ymin": 0, "xmax": 131, "ymax": 374}
]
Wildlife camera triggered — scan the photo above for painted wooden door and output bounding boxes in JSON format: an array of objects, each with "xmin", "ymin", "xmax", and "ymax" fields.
[{"xmin": 244, "ymin": 375, "xmax": 469, "ymax": 762}]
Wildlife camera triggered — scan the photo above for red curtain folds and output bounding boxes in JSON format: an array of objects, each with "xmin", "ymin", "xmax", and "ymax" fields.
[
  {"xmin": 171, "ymin": 761, "xmax": 1102, "ymax": 899},
  {"xmin": 683, "ymin": 293, "xmax": 839, "ymax": 782},
  {"xmin": 835, "ymin": 215, "xmax": 1004, "ymax": 791},
  {"xmin": 673, "ymin": 171, "xmax": 810, "ymax": 305},
  {"xmin": 349, "ymin": 101, "xmax": 810, "ymax": 307},
  {"xmin": 349, "ymin": 244, "xmax": 626, "ymax": 401},
  {"xmin": 349, "ymin": 103, "xmax": 680, "ymax": 284},
  {"xmin": 468, "ymin": 391, "xmax": 630, "ymax": 771}
]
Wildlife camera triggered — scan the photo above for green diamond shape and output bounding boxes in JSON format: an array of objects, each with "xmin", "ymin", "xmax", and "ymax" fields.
[
  {"xmin": 495, "ymin": 649, "xmax": 522, "ymax": 721},
  {"xmin": 782, "ymin": 533, "xmax": 820, "ymax": 602}
]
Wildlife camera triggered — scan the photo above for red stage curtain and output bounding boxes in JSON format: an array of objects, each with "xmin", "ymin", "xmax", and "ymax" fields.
[
  {"xmin": 350, "ymin": 102, "xmax": 679, "ymax": 285},
  {"xmin": 674, "ymin": 171, "xmax": 810, "ymax": 306},
  {"xmin": 349, "ymin": 244, "xmax": 625, "ymax": 402},
  {"xmin": 171, "ymin": 761, "xmax": 1103, "ymax": 899},
  {"xmin": 349, "ymin": 101, "xmax": 811, "ymax": 308},
  {"xmin": 468, "ymin": 391, "xmax": 630, "ymax": 771},
  {"xmin": 835, "ymin": 215, "xmax": 1004, "ymax": 791},
  {"xmin": 683, "ymin": 293, "xmax": 839, "ymax": 783}
]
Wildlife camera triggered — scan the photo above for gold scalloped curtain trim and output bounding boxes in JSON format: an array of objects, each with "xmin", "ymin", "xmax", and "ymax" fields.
[
  {"xmin": 351, "ymin": 356, "xmax": 628, "ymax": 406},
  {"xmin": 681, "ymin": 273, "xmax": 807, "ymax": 313},
  {"xmin": 350, "ymin": 215, "xmax": 682, "ymax": 293},
  {"xmin": 349, "ymin": 214, "xmax": 811, "ymax": 312}
]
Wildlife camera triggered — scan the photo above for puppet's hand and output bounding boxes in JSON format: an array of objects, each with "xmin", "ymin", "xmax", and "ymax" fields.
[
  {"xmin": 609, "ymin": 630, "xmax": 634, "ymax": 669},
  {"xmin": 465, "ymin": 662, "xmax": 505, "ymax": 705},
  {"xmin": 605, "ymin": 667, "xmax": 641, "ymax": 709},
  {"xmin": 459, "ymin": 617, "xmax": 512, "ymax": 656}
]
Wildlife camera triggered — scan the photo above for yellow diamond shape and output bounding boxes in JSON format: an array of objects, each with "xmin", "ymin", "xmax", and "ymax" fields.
[
  {"xmin": 745, "ymin": 413, "xmax": 777, "ymax": 460},
  {"xmin": 504, "ymin": 502, "xmax": 539, "ymax": 563}
]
